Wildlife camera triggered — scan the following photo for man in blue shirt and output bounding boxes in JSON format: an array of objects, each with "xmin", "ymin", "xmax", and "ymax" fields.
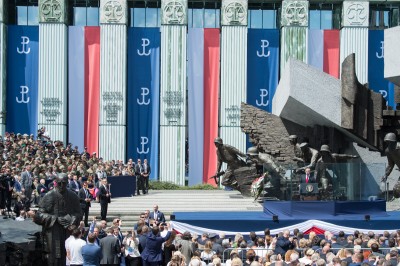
[{"xmin": 82, "ymin": 233, "xmax": 102, "ymax": 266}]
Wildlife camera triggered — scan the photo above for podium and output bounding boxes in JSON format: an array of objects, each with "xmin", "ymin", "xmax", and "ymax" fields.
[{"xmin": 300, "ymin": 183, "xmax": 318, "ymax": 200}]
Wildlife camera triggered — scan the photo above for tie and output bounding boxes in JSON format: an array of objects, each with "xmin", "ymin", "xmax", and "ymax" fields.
[
  {"xmin": 84, "ymin": 188, "xmax": 88, "ymax": 198},
  {"xmin": 306, "ymin": 175, "xmax": 309, "ymax": 183},
  {"xmin": 154, "ymin": 212, "xmax": 157, "ymax": 220}
]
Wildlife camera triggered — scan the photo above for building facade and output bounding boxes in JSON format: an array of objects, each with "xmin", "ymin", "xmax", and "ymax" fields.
[{"xmin": 2, "ymin": 0, "xmax": 400, "ymax": 184}]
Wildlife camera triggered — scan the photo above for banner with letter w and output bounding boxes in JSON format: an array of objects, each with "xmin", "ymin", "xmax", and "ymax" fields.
[
  {"xmin": 127, "ymin": 28, "xmax": 160, "ymax": 180},
  {"xmin": 247, "ymin": 29, "xmax": 279, "ymax": 114},
  {"xmin": 6, "ymin": 26, "xmax": 39, "ymax": 136}
]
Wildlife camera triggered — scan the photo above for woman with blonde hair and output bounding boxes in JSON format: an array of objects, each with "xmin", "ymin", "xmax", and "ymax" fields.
[
  {"xmin": 231, "ymin": 257, "xmax": 243, "ymax": 266},
  {"xmin": 200, "ymin": 241, "xmax": 216, "ymax": 264}
]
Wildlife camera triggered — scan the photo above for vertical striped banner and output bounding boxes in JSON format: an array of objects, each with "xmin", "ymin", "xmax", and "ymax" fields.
[
  {"xmin": 188, "ymin": 28, "xmax": 204, "ymax": 185},
  {"xmin": 307, "ymin": 30, "xmax": 323, "ymax": 71},
  {"xmin": 368, "ymin": 30, "xmax": 395, "ymax": 108},
  {"xmin": 7, "ymin": 26, "xmax": 39, "ymax": 136},
  {"xmin": 127, "ymin": 28, "xmax": 160, "ymax": 180},
  {"xmin": 84, "ymin": 27, "xmax": 100, "ymax": 155},
  {"xmin": 323, "ymin": 30, "xmax": 340, "ymax": 78},
  {"xmin": 68, "ymin": 26, "xmax": 85, "ymax": 150},
  {"xmin": 203, "ymin": 28, "xmax": 220, "ymax": 184}
]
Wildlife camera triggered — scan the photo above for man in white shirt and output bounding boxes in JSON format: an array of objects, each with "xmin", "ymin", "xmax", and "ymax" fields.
[{"xmin": 67, "ymin": 228, "xmax": 86, "ymax": 266}]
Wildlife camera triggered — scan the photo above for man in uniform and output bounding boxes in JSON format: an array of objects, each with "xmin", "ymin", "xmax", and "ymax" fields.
[
  {"xmin": 382, "ymin": 133, "xmax": 400, "ymax": 182},
  {"xmin": 214, "ymin": 137, "xmax": 247, "ymax": 188},
  {"xmin": 295, "ymin": 143, "xmax": 320, "ymax": 173}
]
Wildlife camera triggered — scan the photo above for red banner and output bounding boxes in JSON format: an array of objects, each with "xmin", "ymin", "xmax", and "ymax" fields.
[
  {"xmin": 84, "ymin": 27, "xmax": 100, "ymax": 155},
  {"xmin": 323, "ymin": 30, "xmax": 340, "ymax": 78},
  {"xmin": 203, "ymin": 29, "xmax": 220, "ymax": 184}
]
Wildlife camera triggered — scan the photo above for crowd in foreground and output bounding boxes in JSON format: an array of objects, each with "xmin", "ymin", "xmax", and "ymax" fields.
[{"xmin": 58, "ymin": 207, "xmax": 400, "ymax": 266}]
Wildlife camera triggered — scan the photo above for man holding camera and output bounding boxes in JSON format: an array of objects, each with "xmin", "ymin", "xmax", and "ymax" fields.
[{"xmin": 275, "ymin": 230, "xmax": 295, "ymax": 256}]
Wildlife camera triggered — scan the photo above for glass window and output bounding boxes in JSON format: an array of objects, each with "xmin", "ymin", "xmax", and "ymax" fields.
[
  {"xmin": 250, "ymin": 10, "xmax": 262, "ymax": 28},
  {"xmin": 204, "ymin": 9, "xmax": 216, "ymax": 28},
  {"xmin": 27, "ymin": 6, "xmax": 39, "ymax": 25},
  {"xmin": 193, "ymin": 9, "xmax": 203, "ymax": 28},
  {"xmin": 133, "ymin": 8, "xmax": 146, "ymax": 27},
  {"xmin": 146, "ymin": 8, "xmax": 159, "ymax": 27},
  {"xmin": 263, "ymin": 10, "xmax": 276, "ymax": 29},
  {"xmin": 188, "ymin": 9, "xmax": 193, "ymax": 28},
  {"xmin": 17, "ymin": 6, "xmax": 28, "ymax": 25},
  {"xmin": 321, "ymin": 10, "xmax": 333, "ymax": 29},
  {"xmin": 309, "ymin": 10, "xmax": 321, "ymax": 29},
  {"xmin": 86, "ymin": 7, "xmax": 99, "ymax": 26},
  {"xmin": 74, "ymin": 7, "xmax": 87, "ymax": 26}
]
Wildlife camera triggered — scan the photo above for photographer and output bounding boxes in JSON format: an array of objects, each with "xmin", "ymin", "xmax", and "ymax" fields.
[
  {"xmin": 275, "ymin": 230, "xmax": 295, "ymax": 257},
  {"xmin": 0, "ymin": 168, "xmax": 14, "ymax": 215}
]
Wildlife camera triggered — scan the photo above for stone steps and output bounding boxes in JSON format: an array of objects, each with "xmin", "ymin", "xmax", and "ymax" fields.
[{"xmin": 88, "ymin": 189, "xmax": 263, "ymax": 230}]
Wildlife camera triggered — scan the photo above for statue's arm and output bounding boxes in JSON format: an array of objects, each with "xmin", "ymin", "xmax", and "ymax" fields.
[
  {"xmin": 34, "ymin": 195, "xmax": 54, "ymax": 227},
  {"xmin": 333, "ymin": 153, "xmax": 358, "ymax": 160},
  {"xmin": 383, "ymin": 157, "xmax": 395, "ymax": 180}
]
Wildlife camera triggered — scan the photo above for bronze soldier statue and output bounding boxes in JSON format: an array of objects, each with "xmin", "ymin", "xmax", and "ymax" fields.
[
  {"xmin": 289, "ymin": 135, "xmax": 303, "ymax": 164},
  {"xmin": 295, "ymin": 143, "xmax": 320, "ymax": 173},
  {"xmin": 214, "ymin": 137, "xmax": 247, "ymax": 188},
  {"xmin": 315, "ymin": 144, "xmax": 358, "ymax": 191},
  {"xmin": 34, "ymin": 174, "xmax": 82, "ymax": 266},
  {"xmin": 382, "ymin": 133, "xmax": 400, "ymax": 182}
]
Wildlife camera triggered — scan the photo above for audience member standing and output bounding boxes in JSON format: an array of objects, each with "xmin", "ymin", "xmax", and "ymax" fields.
[
  {"xmin": 123, "ymin": 230, "xmax": 142, "ymax": 266},
  {"xmin": 142, "ymin": 159, "xmax": 151, "ymax": 194},
  {"xmin": 141, "ymin": 225, "xmax": 171, "ymax": 266},
  {"xmin": 79, "ymin": 181, "xmax": 92, "ymax": 227},
  {"xmin": 135, "ymin": 159, "xmax": 145, "ymax": 195},
  {"xmin": 150, "ymin": 205, "xmax": 165, "ymax": 226},
  {"xmin": 82, "ymin": 233, "xmax": 103, "ymax": 266},
  {"xmin": 67, "ymin": 228, "xmax": 87, "ymax": 266},
  {"xmin": 100, "ymin": 227, "xmax": 121, "ymax": 266},
  {"xmin": 21, "ymin": 165, "xmax": 33, "ymax": 204},
  {"xmin": 99, "ymin": 179, "xmax": 111, "ymax": 220}
]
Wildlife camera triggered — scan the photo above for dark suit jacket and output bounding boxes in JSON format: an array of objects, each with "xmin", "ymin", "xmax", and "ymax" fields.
[
  {"xmin": 37, "ymin": 184, "xmax": 48, "ymax": 197},
  {"xmin": 20, "ymin": 171, "xmax": 32, "ymax": 190},
  {"xmin": 149, "ymin": 211, "xmax": 166, "ymax": 224},
  {"xmin": 301, "ymin": 174, "xmax": 316, "ymax": 183},
  {"xmin": 143, "ymin": 163, "xmax": 151, "ymax": 176},
  {"xmin": 78, "ymin": 187, "xmax": 92, "ymax": 209},
  {"xmin": 69, "ymin": 180, "xmax": 81, "ymax": 193},
  {"xmin": 141, "ymin": 231, "xmax": 171, "ymax": 262},
  {"xmin": 99, "ymin": 185, "xmax": 111, "ymax": 203},
  {"xmin": 100, "ymin": 235, "xmax": 121, "ymax": 265}
]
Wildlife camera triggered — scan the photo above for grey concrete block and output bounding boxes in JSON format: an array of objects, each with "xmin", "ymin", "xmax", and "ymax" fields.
[{"xmin": 384, "ymin": 26, "xmax": 400, "ymax": 86}]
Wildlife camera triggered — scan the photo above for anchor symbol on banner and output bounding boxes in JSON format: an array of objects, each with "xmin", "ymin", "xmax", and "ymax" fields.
[
  {"xmin": 256, "ymin": 40, "xmax": 270, "ymax": 58},
  {"xmin": 137, "ymin": 88, "xmax": 150, "ymax": 105},
  {"xmin": 16, "ymin": 86, "xmax": 30, "ymax": 103},
  {"xmin": 255, "ymin": 89, "xmax": 269, "ymax": 107},
  {"xmin": 376, "ymin": 41, "xmax": 384, "ymax": 59},
  {"xmin": 137, "ymin": 136, "xmax": 149, "ymax": 154},
  {"xmin": 137, "ymin": 38, "xmax": 151, "ymax": 56},
  {"xmin": 17, "ymin": 36, "xmax": 31, "ymax": 54}
]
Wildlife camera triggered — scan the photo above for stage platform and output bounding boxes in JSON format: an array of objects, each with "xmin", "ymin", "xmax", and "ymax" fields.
[{"xmin": 172, "ymin": 200, "xmax": 400, "ymax": 234}]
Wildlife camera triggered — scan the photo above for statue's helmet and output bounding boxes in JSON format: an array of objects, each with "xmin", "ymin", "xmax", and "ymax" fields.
[
  {"xmin": 289, "ymin": 135, "xmax": 298, "ymax": 140},
  {"xmin": 246, "ymin": 146, "xmax": 259, "ymax": 156},
  {"xmin": 320, "ymin": 145, "xmax": 331, "ymax": 153},
  {"xmin": 214, "ymin": 137, "xmax": 223, "ymax": 144},
  {"xmin": 299, "ymin": 142, "xmax": 309, "ymax": 149},
  {"xmin": 384, "ymin": 133, "xmax": 397, "ymax": 142},
  {"xmin": 393, "ymin": 182, "xmax": 400, "ymax": 198}
]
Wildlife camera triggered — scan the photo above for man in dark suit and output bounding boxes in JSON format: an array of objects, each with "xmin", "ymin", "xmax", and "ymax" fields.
[
  {"xmin": 300, "ymin": 168, "xmax": 316, "ymax": 184},
  {"xmin": 141, "ymin": 225, "xmax": 171, "ymax": 266},
  {"xmin": 100, "ymin": 227, "xmax": 121, "ymax": 266},
  {"xmin": 37, "ymin": 178, "xmax": 48, "ymax": 198},
  {"xmin": 69, "ymin": 174, "xmax": 81, "ymax": 194},
  {"xmin": 21, "ymin": 165, "xmax": 33, "ymax": 203},
  {"xmin": 149, "ymin": 205, "xmax": 165, "ymax": 226},
  {"xmin": 135, "ymin": 159, "xmax": 145, "ymax": 195},
  {"xmin": 98, "ymin": 179, "xmax": 111, "ymax": 221},
  {"xmin": 79, "ymin": 181, "xmax": 92, "ymax": 227},
  {"xmin": 142, "ymin": 159, "xmax": 151, "ymax": 194}
]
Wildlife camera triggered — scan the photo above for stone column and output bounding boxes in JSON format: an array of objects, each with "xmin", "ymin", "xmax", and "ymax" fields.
[
  {"xmin": 340, "ymin": 1, "xmax": 369, "ymax": 84},
  {"xmin": 0, "ymin": 1, "xmax": 6, "ymax": 135},
  {"xmin": 220, "ymin": 0, "xmax": 248, "ymax": 154},
  {"xmin": 38, "ymin": 0, "xmax": 68, "ymax": 143},
  {"xmin": 99, "ymin": 0, "xmax": 127, "ymax": 161},
  {"xmin": 159, "ymin": 0, "xmax": 187, "ymax": 185},
  {"xmin": 280, "ymin": 0, "xmax": 309, "ymax": 74}
]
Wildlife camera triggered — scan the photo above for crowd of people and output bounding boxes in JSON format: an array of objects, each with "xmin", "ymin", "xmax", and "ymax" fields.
[
  {"xmin": 0, "ymin": 129, "xmax": 151, "ymax": 219},
  {"xmin": 57, "ymin": 210, "xmax": 400, "ymax": 266}
]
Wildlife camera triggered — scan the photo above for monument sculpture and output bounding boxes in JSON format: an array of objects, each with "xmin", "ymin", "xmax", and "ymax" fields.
[{"xmin": 34, "ymin": 174, "xmax": 82, "ymax": 266}]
